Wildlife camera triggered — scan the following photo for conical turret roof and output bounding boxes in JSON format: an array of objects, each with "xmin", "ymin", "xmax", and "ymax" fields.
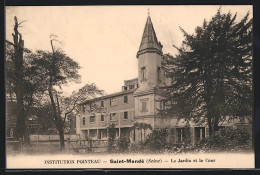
[{"xmin": 137, "ymin": 15, "xmax": 162, "ymax": 58}]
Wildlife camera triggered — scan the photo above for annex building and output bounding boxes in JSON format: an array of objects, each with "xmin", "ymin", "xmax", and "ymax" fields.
[{"xmin": 76, "ymin": 14, "xmax": 252, "ymax": 145}]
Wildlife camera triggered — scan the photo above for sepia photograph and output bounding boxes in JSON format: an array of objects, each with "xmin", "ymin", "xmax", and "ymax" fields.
[{"xmin": 5, "ymin": 5, "xmax": 253, "ymax": 169}]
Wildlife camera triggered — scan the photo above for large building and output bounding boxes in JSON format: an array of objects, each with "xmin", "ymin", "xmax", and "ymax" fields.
[{"xmin": 76, "ymin": 14, "xmax": 252, "ymax": 145}]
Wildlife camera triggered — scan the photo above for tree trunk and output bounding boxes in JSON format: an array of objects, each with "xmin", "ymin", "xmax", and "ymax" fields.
[
  {"xmin": 207, "ymin": 116, "xmax": 213, "ymax": 137},
  {"xmin": 58, "ymin": 129, "xmax": 65, "ymax": 150},
  {"xmin": 213, "ymin": 116, "xmax": 219, "ymax": 132},
  {"xmin": 12, "ymin": 16, "xmax": 27, "ymax": 142}
]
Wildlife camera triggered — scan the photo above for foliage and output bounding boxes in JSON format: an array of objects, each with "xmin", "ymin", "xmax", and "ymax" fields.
[
  {"xmin": 116, "ymin": 136, "xmax": 130, "ymax": 153},
  {"xmin": 142, "ymin": 129, "xmax": 168, "ymax": 152},
  {"xmin": 27, "ymin": 49, "xmax": 103, "ymax": 149},
  {"xmin": 197, "ymin": 127, "xmax": 252, "ymax": 152},
  {"xmin": 6, "ymin": 37, "xmax": 103, "ymax": 148},
  {"xmin": 5, "ymin": 17, "xmax": 46, "ymax": 141},
  {"xmin": 164, "ymin": 143, "xmax": 195, "ymax": 154},
  {"xmin": 161, "ymin": 8, "xmax": 253, "ymax": 136},
  {"xmin": 131, "ymin": 122, "xmax": 152, "ymax": 130}
]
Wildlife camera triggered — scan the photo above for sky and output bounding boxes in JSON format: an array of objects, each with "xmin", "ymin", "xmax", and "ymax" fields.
[{"xmin": 5, "ymin": 5, "xmax": 252, "ymax": 96}]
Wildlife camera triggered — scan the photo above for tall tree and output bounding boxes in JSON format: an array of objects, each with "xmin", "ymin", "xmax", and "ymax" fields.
[
  {"xmin": 162, "ymin": 9, "xmax": 253, "ymax": 136},
  {"xmin": 5, "ymin": 16, "xmax": 29, "ymax": 141},
  {"xmin": 6, "ymin": 34, "xmax": 46, "ymax": 143}
]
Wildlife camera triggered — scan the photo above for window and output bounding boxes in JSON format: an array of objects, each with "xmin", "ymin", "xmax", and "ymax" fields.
[
  {"xmin": 124, "ymin": 96, "xmax": 128, "ymax": 103},
  {"xmin": 157, "ymin": 67, "xmax": 161, "ymax": 81},
  {"xmin": 101, "ymin": 101, "xmax": 104, "ymax": 108},
  {"xmin": 195, "ymin": 127, "xmax": 205, "ymax": 142},
  {"xmin": 83, "ymin": 117, "xmax": 85, "ymax": 125},
  {"xmin": 124, "ymin": 111, "xmax": 128, "ymax": 120},
  {"xmin": 110, "ymin": 98, "xmax": 117, "ymax": 106},
  {"xmin": 89, "ymin": 103, "xmax": 93, "ymax": 112},
  {"xmin": 130, "ymin": 84, "xmax": 134, "ymax": 89},
  {"xmin": 160, "ymin": 101, "xmax": 165, "ymax": 110},
  {"xmin": 141, "ymin": 67, "xmax": 146, "ymax": 81},
  {"xmin": 110, "ymin": 113, "xmax": 116, "ymax": 121},
  {"xmin": 89, "ymin": 130, "xmax": 96, "ymax": 137},
  {"xmin": 101, "ymin": 115, "xmax": 104, "ymax": 122},
  {"xmin": 177, "ymin": 128, "xmax": 189, "ymax": 143},
  {"xmin": 142, "ymin": 101, "xmax": 147, "ymax": 112},
  {"xmin": 82, "ymin": 105, "xmax": 85, "ymax": 113},
  {"xmin": 90, "ymin": 116, "xmax": 95, "ymax": 123},
  {"xmin": 124, "ymin": 86, "xmax": 127, "ymax": 91},
  {"xmin": 98, "ymin": 131, "xmax": 102, "ymax": 139}
]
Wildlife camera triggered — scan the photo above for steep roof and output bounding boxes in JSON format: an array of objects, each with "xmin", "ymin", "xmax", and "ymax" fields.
[{"xmin": 137, "ymin": 15, "xmax": 162, "ymax": 58}]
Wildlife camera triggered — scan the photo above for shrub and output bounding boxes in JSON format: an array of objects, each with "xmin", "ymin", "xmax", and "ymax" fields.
[
  {"xmin": 116, "ymin": 136, "xmax": 130, "ymax": 153},
  {"xmin": 197, "ymin": 127, "xmax": 252, "ymax": 152},
  {"xmin": 142, "ymin": 129, "xmax": 168, "ymax": 152}
]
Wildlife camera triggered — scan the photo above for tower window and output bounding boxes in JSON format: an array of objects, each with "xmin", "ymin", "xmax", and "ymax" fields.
[
  {"xmin": 141, "ymin": 101, "xmax": 147, "ymax": 112},
  {"xmin": 124, "ymin": 111, "xmax": 128, "ymax": 120},
  {"xmin": 141, "ymin": 67, "xmax": 146, "ymax": 81},
  {"xmin": 101, "ymin": 101, "xmax": 104, "ymax": 108},
  {"xmin": 124, "ymin": 96, "xmax": 128, "ymax": 103},
  {"xmin": 157, "ymin": 67, "xmax": 161, "ymax": 81}
]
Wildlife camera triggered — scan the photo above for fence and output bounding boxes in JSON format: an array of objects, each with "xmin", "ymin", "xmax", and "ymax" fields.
[
  {"xmin": 29, "ymin": 134, "xmax": 80, "ymax": 142},
  {"xmin": 67, "ymin": 138, "xmax": 115, "ymax": 153}
]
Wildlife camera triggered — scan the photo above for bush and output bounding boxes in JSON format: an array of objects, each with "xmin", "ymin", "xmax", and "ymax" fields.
[
  {"xmin": 116, "ymin": 136, "xmax": 130, "ymax": 153},
  {"xmin": 197, "ymin": 127, "xmax": 252, "ymax": 152},
  {"xmin": 142, "ymin": 129, "xmax": 168, "ymax": 153}
]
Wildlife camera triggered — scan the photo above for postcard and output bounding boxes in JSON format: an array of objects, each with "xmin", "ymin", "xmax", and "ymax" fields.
[{"xmin": 5, "ymin": 5, "xmax": 254, "ymax": 169}]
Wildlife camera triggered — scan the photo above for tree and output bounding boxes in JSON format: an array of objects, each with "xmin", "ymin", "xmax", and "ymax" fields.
[
  {"xmin": 162, "ymin": 8, "xmax": 253, "ymax": 136},
  {"xmin": 30, "ymin": 49, "xmax": 103, "ymax": 149},
  {"xmin": 5, "ymin": 16, "xmax": 35, "ymax": 142},
  {"xmin": 6, "ymin": 35, "xmax": 47, "ymax": 143}
]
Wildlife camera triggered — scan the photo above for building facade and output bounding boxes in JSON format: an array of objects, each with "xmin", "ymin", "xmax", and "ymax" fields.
[{"xmin": 76, "ymin": 14, "xmax": 252, "ymax": 145}]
